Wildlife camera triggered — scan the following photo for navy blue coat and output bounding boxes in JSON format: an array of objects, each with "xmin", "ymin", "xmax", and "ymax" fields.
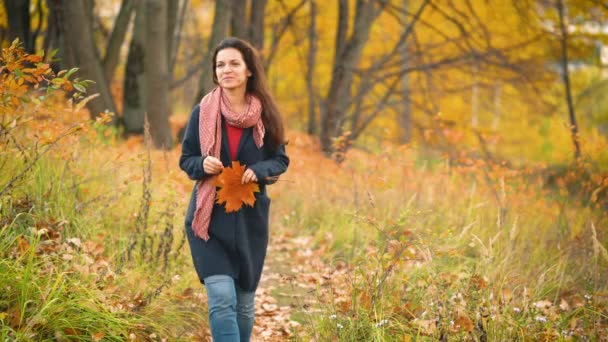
[{"xmin": 179, "ymin": 105, "xmax": 289, "ymax": 291}]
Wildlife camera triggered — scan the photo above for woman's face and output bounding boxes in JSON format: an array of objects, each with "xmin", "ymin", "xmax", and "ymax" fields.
[{"xmin": 215, "ymin": 48, "xmax": 251, "ymax": 91}]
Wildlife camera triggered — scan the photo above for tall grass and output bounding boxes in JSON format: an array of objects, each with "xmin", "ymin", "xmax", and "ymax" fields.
[
  {"xmin": 0, "ymin": 135, "xmax": 206, "ymax": 340},
  {"xmin": 272, "ymin": 140, "xmax": 608, "ymax": 340},
  {"xmin": 0, "ymin": 42, "xmax": 206, "ymax": 340}
]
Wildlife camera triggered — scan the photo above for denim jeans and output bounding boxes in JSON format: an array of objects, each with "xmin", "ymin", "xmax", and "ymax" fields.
[{"xmin": 204, "ymin": 275, "xmax": 256, "ymax": 342}]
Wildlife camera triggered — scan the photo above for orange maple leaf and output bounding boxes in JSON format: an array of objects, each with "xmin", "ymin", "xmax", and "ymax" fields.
[{"xmin": 213, "ymin": 161, "xmax": 259, "ymax": 212}]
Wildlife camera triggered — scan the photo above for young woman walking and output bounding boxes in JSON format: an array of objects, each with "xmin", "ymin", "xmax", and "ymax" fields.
[{"xmin": 179, "ymin": 37, "xmax": 289, "ymax": 341}]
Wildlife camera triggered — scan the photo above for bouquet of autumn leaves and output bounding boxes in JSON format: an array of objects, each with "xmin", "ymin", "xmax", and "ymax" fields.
[{"xmin": 212, "ymin": 161, "xmax": 262, "ymax": 212}]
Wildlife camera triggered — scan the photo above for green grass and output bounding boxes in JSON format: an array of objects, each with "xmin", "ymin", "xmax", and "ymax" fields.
[{"xmin": 0, "ymin": 131, "xmax": 206, "ymax": 340}]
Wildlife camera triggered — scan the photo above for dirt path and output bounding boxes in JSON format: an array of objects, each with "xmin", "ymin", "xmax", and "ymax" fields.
[
  {"xmin": 250, "ymin": 231, "xmax": 313, "ymax": 340},
  {"xmin": 190, "ymin": 229, "xmax": 335, "ymax": 341}
]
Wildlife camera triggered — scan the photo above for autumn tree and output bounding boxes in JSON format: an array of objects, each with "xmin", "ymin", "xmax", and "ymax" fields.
[
  {"xmin": 513, "ymin": 0, "xmax": 608, "ymax": 160},
  {"xmin": 320, "ymin": 0, "xmax": 389, "ymax": 155},
  {"xmin": 120, "ymin": 0, "xmax": 184, "ymax": 139},
  {"xmin": 52, "ymin": 0, "xmax": 117, "ymax": 123},
  {"xmin": 308, "ymin": 0, "xmax": 574, "ymax": 157}
]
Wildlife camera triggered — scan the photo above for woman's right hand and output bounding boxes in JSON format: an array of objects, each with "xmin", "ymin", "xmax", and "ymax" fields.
[{"xmin": 203, "ymin": 156, "xmax": 224, "ymax": 174}]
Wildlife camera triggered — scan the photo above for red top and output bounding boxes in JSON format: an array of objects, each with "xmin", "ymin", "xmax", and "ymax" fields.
[{"xmin": 226, "ymin": 123, "xmax": 244, "ymax": 160}]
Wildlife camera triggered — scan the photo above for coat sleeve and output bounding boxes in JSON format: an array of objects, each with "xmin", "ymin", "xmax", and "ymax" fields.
[
  {"xmin": 179, "ymin": 105, "xmax": 210, "ymax": 180},
  {"xmin": 248, "ymin": 144, "xmax": 289, "ymax": 185}
]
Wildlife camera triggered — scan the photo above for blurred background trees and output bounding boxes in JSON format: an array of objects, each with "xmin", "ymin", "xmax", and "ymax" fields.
[{"xmin": 0, "ymin": 0, "xmax": 606, "ymax": 162}]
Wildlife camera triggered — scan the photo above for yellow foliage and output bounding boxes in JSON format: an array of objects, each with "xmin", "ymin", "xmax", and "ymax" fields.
[{"xmin": 0, "ymin": 1, "xmax": 7, "ymax": 30}]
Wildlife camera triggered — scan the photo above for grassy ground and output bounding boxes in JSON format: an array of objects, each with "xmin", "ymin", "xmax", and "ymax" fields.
[{"xmin": 271, "ymin": 134, "xmax": 608, "ymax": 341}]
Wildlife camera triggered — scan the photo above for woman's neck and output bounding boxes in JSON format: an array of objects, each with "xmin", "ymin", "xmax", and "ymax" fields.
[{"xmin": 222, "ymin": 87, "xmax": 248, "ymax": 111}]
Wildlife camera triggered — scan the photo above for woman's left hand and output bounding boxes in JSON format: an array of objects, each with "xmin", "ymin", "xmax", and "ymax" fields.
[{"xmin": 242, "ymin": 169, "xmax": 258, "ymax": 184}]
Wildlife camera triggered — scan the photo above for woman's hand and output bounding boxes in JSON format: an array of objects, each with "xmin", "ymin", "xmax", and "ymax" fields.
[
  {"xmin": 242, "ymin": 169, "xmax": 258, "ymax": 184},
  {"xmin": 203, "ymin": 156, "xmax": 224, "ymax": 174}
]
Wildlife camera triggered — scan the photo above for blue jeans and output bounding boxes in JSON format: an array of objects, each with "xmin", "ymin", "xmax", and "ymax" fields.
[{"xmin": 204, "ymin": 275, "xmax": 256, "ymax": 342}]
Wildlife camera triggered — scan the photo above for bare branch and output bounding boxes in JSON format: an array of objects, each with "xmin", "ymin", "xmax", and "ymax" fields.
[{"xmin": 265, "ymin": 0, "xmax": 307, "ymax": 68}]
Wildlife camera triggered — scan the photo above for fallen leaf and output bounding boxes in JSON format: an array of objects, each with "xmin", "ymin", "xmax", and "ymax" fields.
[
  {"xmin": 92, "ymin": 332, "xmax": 105, "ymax": 341},
  {"xmin": 214, "ymin": 161, "xmax": 259, "ymax": 212},
  {"xmin": 534, "ymin": 300, "xmax": 552, "ymax": 310},
  {"xmin": 559, "ymin": 298, "xmax": 570, "ymax": 311},
  {"xmin": 454, "ymin": 314, "xmax": 474, "ymax": 332},
  {"xmin": 64, "ymin": 328, "xmax": 80, "ymax": 336},
  {"xmin": 18, "ymin": 236, "xmax": 30, "ymax": 255},
  {"xmin": 262, "ymin": 303, "xmax": 278, "ymax": 312},
  {"xmin": 8, "ymin": 306, "xmax": 20, "ymax": 328},
  {"xmin": 414, "ymin": 319, "xmax": 436, "ymax": 335}
]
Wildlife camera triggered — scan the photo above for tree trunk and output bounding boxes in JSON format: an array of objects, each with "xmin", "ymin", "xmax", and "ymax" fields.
[
  {"xmin": 231, "ymin": 0, "xmax": 248, "ymax": 39},
  {"xmin": 320, "ymin": 0, "xmax": 384, "ymax": 155},
  {"xmin": 123, "ymin": 2, "xmax": 147, "ymax": 134},
  {"xmin": 30, "ymin": 0, "xmax": 44, "ymax": 52},
  {"xmin": 170, "ymin": 0, "xmax": 189, "ymax": 75},
  {"xmin": 399, "ymin": 0, "xmax": 412, "ymax": 144},
  {"xmin": 5, "ymin": 0, "xmax": 34, "ymax": 53},
  {"xmin": 306, "ymin": 0, "xmax": 318, "ymax": 135},
  {"xmin": 58, "ymin": 0, "xmax": 117, "ymax": 121},
  {"xmin": 320, "ymin": 0, "xmax": 349, "ymax": 154},
  {"xmin": 103, "ymin": 0, "xmax": 136, "ymax": 85},
  {"xmin": 145, "ymin": 0, "xmax": 173, "ymax": 149},
  {"xmin": 471, "ymin": 63, "xmax": 479, "ymax": 128},
  {"xmin": 556, "ymin": 0, "xmax": 581, "ymax": 160},
  {"xmin": 334, "ymin": 0, "xmax": 348, "ymax": 63},
  {"xmin": 249, "ymin": 0, "xmax": 267, "ymax": 51},
  {"xmin": 492, "ymin": 81, "xmax": 502, "ymax": 131},
  {"xmin": 193, "ymin": 0, "xmax": 232, "ymax": 103},
  {"xmin": 167, "ymin": 0, "xmax": 180, "ymax": 76},
  {"xmin": 44, "ymin": 0, "xmax": 62, "ymax": 71}
]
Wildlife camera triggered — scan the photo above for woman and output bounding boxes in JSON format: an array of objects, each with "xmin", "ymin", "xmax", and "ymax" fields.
[{"xmin": 179, "ymin": 37, "xmax": 289, "ymax": 341}]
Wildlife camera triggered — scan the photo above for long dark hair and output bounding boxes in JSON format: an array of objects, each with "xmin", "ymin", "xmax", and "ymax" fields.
[{"xmin": 212, "ymin": 37, "xmax": 286, "ymax": 149}]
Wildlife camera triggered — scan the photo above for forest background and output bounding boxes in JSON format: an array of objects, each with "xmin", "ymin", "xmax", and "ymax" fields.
[{"xmin": 1, "ymin": 0, "xmax": 608, "ymax": 340}]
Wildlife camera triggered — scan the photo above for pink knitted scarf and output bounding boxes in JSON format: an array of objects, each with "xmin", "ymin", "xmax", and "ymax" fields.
[{"xmin": 192, "ymin": 87, "xmax": 264, "ymax": 241}]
